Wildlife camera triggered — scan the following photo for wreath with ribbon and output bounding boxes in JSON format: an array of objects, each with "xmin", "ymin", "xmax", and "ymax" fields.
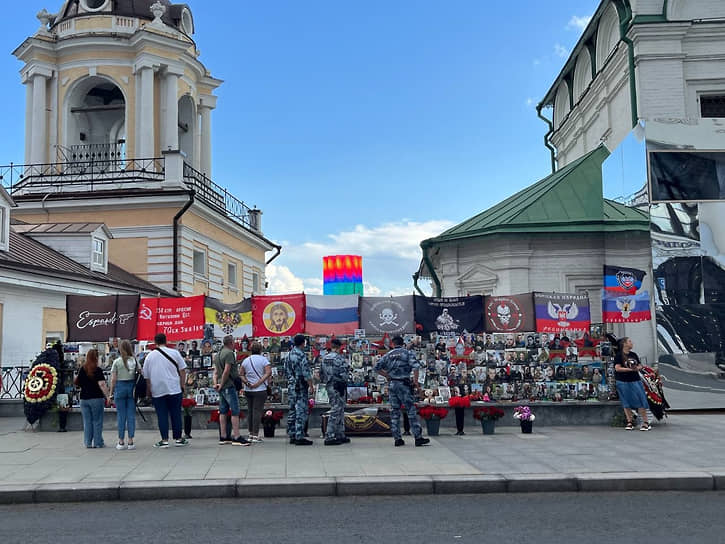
[{"xmin": 24, "ymin": 364, "xmax": 58, "ymax": 403}]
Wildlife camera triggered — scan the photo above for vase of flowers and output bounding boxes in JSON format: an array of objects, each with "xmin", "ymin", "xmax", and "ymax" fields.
[
  {"xmin": 513, "ymin": 405, "xmax": 535, "ymax": 433},
  {"xmin": 448, "ymin": 395, "xmax": 471, "ymax": 435},
  {"xmin": 261, "ymin": 409, "xmax": 284, "ymax": 438},
  {"xmin": 417, "ymin": 406, "xmax": 448, "ymax": 436},
  {"xmin": 182, "ymin": 397, "xmax": 197, "ymax": 439},
  {"xmin": 473, "ymin": 406, "xmax": 504, "ymax": 435}
]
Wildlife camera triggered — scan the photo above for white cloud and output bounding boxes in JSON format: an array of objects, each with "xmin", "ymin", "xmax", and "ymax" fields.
[
  {"xmin": 554, "ymin": 43, "xmax": 569, "ymax": 58},
  {"xmin": 265, "ymin": 264, "xmax": 304, "ymax": 294},
  {"xmin": 567, "ymin": 15, "xmax": 592, "ymax": 32},
  {"xmin": 525, "ymin": 97, "xmax": 535, "ymax": 108}
]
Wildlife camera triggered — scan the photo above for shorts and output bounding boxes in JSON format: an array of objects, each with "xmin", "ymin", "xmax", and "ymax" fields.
[
  {"xmin": 219, "ymin": 386, "xmax": 240, "ymax": 416},
  {"xmin": 615, "ymin": 380, "xmax": 649, "ymax": 410}
]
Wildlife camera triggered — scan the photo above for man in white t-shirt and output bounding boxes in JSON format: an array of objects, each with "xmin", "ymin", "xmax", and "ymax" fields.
[{"xmin": 143, "ymin": 333, "xmax": 189, "ymax": 448}]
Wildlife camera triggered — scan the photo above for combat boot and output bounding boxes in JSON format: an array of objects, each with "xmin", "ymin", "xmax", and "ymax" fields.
[
  {"xmin": 394, "ymin": 438, "xmax": 405, "ymax": 447},
  {"xmin": 415, "ymin": 437, "xmax": 430, "ymax": 447},
  {"xmin": 295, "ymin": 438, "xmax": 313, "ymax": 445},
  {"xmin": 324, "ymin": 438, "xmax": 342, "ymax": 446}
]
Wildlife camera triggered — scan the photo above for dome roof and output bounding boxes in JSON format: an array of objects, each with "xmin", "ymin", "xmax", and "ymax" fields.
[{"xmin": 54, "ymin": 1, "xmax": 193, "ymax": 34}]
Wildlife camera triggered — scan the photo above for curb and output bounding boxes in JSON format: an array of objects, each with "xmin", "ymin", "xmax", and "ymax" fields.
[{"xmin": 1, "ymin": 471, "xmax": 723, "ymax": 504}]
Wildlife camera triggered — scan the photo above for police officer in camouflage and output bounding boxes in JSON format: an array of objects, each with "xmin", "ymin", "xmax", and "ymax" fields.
[
  {"xmin": 284, "ymin": 339, "xmax": 298, "ymax": 443},
  {"xmin": 321, "ymin": 338, "xmax": 350, "ymax": 446},
  {"xmin": 287, "ymin": 334, "xmax": 313, "ymax": 445},
  {"xmin": 375, "ymin": 336, "xmax": 430, "ymax": 447}
]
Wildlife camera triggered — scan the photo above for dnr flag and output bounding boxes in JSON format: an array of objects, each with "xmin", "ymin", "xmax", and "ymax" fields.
[
  {"xmin": 602, "ymin": 290, "xmax": 652, "ymax": 323},
  {"xmin": 604, "ymin": 265, "xmax": 646, "ymax": 295},
  {"xmin": 204, "ymin": 297, "xmax": 252, "ymax": 338}
]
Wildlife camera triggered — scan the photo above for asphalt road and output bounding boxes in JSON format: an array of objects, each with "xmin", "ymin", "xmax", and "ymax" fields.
[{"xmin": 1, "ymin": 492, "xmax": 723, "ymax": 544}]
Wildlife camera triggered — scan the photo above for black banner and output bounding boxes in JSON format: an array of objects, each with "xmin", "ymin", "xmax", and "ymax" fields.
[
  {"xmin": 414, "ymin": 295, "xmax": 484, "ymax": 335},
  {"xmin": 66, "ymin": 295, "xmax": 140, "ymax": 342},
  {"xmin": 484, "ymin": 293, "xmax": 536, "ymax": 333}
]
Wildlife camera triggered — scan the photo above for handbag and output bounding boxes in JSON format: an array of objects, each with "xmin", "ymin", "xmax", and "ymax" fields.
[{"xmin": 233, "ymin": 376, "xmax": 244, "ymax": 392}]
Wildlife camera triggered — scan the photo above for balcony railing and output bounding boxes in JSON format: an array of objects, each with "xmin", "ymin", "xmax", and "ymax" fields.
[
  {"xmin": 0, "ymin": 155, "xmax": 257, "ymax": 232},
  {"xmin": 0, "ymin": 366, "xmax": 29, "ymax": 399}
]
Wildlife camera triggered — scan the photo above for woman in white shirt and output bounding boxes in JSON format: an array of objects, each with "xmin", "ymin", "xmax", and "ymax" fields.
[
  {"xmin": 240, "ymin": 342, "xmax": 272, "ymax": 443},
  {"xmin": 109, "ymin": 339, "xmax": 138, "ymax": 450}
]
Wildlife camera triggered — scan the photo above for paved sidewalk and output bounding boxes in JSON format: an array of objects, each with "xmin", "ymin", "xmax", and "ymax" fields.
[{"xmin": 1, "ymin": 414, "xmax": 723, "ymax": 502}]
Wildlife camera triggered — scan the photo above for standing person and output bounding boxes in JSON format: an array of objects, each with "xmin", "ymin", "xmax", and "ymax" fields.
[
  {"xmin": 109, "ymin": 340, "xmax": 137, "ymax": 450},
  {"xmin": 74, "ymin": 349, "xmax": 110, "ymax": 448},
  {"xmin": 240, "ymin": 342, "xmax": 271, "ymax": 443},
  {"xmin": 213, "ymin": 335, "xmax": 249, "ymax": 446},
  {"xmin": 143, "ymin": 333, "xmax": 189, "ymax": 448},
  {"xmin": 614, "ymin": 337, "xmax": 651, "ymax": 431},
  {"xmin": 287, "ymin": 334, "xmax": 313, "ymax": 445},
  {"xmin": 375, "ymin": 336, "xmax": 430, "ymax": 447},
  {"xmin": 321, "ymin": 338, "xmax": 350, "ymax": 446}
]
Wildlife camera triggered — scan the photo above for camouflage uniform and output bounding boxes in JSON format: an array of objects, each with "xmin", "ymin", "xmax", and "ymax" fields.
[
  {"xmin": 321, "ymin": 351, "xmax": 349, "ymax": 440},
  {"xmin": 374, "ymin": 347, "xmax": 422, "ymax": 440},
  {"xmin": 287, "ymin": 345, "xmax": 311, "ymax": 440}
]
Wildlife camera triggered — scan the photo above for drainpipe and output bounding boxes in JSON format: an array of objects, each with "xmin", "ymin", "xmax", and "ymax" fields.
[
  {"xmin": 173, "ymin": 191, "xmax": 195, "ymax": 293},
  {"xmin": 412, "ymin": 272, "xmax": 425, "ymax": 297},
  {"xmin": 266, "ymin": 245, "xmax": 282, "ymax": 265},
  {"xmin": 420, "ymin": 240, "xmax": 442, "ymax": 297},
  {"xmin": 536, "ymin": 104, "xmax": 557, "ymax": 174},
  {"xmin": 620, "ymin": 11, "xmax": 638, "ymax": 128}
]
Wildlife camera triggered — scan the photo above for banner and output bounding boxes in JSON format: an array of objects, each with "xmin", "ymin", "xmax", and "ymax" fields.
[
  {"xmin": 252, "ymin": 294, "xmax": 305, "ymax": 337},
  {"xmin": 534, "ymin": 292, "xmax": 591, "ymax": 333},
  {"xmin": 414, "ymin": 295, "xmax": 483, "ymax": 335},
  {"xmin": 603, "ymin": 265, "xmax": 646, "ymax": 295},
  {"xmin": 204, "ymin": 297, "xmax": 253, "ymax": 338},
  {"xmin": 66, "ymin": 295, "xmax": 140, "ymax": 342},
  {"xmin": 602, "ymin": 290, "xmax": 652, "ymax": 323},
  {"xmin": 483, "ymin": 293, "xmax": 535, "ymax": 333},
  {"xmin": 359, "ymin": 296, "xmax": 415, "ymax": 335},
  {"xmin": 137, "ymin": 295, "xmax": 205, "ymax": 341},
  {"xmin": 306, "ymin": 294, "xmax": 359, "ymax": 336}
]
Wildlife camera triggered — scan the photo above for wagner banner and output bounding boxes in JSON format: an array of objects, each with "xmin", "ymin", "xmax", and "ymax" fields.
[
  {"xmin": 359, "ymin": 296, "xmax": 415, "ymax": 336},
  {"xmin": 414, "ymin": 295, "xmax": 483, "ymax": 335},
  {"xmin": 137, "ymin": 295, "xmax": 205, "ymax": 341},
  {"xmin": 251, "ymin": 294, "xmax": 305, "ymax": 337},
  {"xmin": 204, "ymin": 297, "xmax": 253, "ymax": 338},
  {"xmin": 534, "ymin": 292, "xmax": 591, "ymax": 333},
  {"xmin": 66, "ymin": 295, "xmax": 140, "ymax": 342},
  {"xmin": 483, "ymin": 293, "xmax": 535, "ymax": 333}
]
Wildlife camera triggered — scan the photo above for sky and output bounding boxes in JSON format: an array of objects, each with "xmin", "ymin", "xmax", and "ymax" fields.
[{"xmin": 0, "ymin": 0, "xmax": 600, "ymax": 296}]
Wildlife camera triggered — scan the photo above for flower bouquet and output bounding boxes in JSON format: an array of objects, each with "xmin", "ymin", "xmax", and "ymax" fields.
[
  {"xmin": 513, "ymin": 405, "xmax": 535, "ymax": 433},
  {"xmin": 181, "ymin": 397, "xmax": 197, "ymax": 438},
  {"xmin": 448, "ymin": 395, "xmax": 471, "ymax": 435},
  {"xmin": 473, "ymin": 406, "xmax": 504, "ymax": 435},
  {"xmin": 261, "ymin": 409, "xmax": 285, "ymax": 437},
  {"xmin": 417, "ymin": 405, "xmax": 448, "ymax": 437}
]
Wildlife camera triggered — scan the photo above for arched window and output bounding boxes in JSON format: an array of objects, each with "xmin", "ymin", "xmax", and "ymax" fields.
[
  {"xmin": 595, "ymin": 3, "xmax": 621, "ymax": 71},
  {"xmin": 572, "ymin": 50, "xmax": 593, "ymax": 103},
  {"xmin": 554, "ymin": 82, "xmax": 571, "ymax": 129}
]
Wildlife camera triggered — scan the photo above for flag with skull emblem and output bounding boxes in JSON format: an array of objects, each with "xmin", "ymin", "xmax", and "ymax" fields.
[
  {"xmin": 414, "ymin": 295, "xmax": 484, "ymax": 335},
  {"xmin": 359, "ymin": 296, "xmax": 415, "ymax": 335},
  {"xmin": 484, "ymin": 293, "xmax": 536, "ymax": 333}
]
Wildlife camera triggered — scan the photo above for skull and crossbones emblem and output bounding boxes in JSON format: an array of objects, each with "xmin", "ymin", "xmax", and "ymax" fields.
[
  {"xmin": 379, "ymin": 307, "xmax": 399, "ymax": 327},
  {"xmin": 497, "ymin": 304, "xmax": 511, "ymax": 326}
]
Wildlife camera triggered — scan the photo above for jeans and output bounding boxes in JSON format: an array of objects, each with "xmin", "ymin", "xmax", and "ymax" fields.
[
  {"xmin": 152, "ymin": 393, "xmax": 183, "ymax": 440},
  {"xmin": 245, "ymin": 390, "xmax": 267, "ymax": 435},
  {"xmin": 80, "ymin": 398, "xmax": 105, "ymax": 448},
  {"xmin": 219, "ymin": 386, "xmax": 240, "ymax": 416},
  {"xmin": 115, "ymin": 380, "xmax": 136, "ymax": 440}
]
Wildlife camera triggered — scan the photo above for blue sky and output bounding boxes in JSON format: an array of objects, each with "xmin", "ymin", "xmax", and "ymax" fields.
[{"xmin": 0, "ymin": 0, "xmax": 600, "ymax": 296}]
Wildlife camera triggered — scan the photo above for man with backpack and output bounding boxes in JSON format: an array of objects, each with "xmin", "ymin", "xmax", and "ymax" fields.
[
  {"xmin": 142, "ymin": 333, "xmax": 189, "ymax": 448},
  {"xmin": 213, "ymin": 335, "xmax": 249, "ymax": 446}
]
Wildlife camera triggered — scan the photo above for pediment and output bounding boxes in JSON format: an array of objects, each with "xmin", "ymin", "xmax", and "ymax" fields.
[{"xmin": 456, "ymin": 263, "xmax": 498, "ymax": 284}]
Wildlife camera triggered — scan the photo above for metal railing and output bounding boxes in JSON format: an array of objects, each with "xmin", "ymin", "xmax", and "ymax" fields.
[
  {"xmin": 183, "ymin": 162, "xmax": 254, "ymax": 229},
  {"xmin": 0, "ymin": 366, "xmax": 29, "ymax": 400}
]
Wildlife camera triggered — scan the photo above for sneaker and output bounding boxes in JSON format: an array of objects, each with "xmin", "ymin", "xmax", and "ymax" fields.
[
  {"xmin": 625, "ymin": 422, "xmax": 634, "ymax": 430},
  {"xmin": 232, "ymin": 436, "xmax": 251, "ymax": 446},
  {"xmin": 249, "ymin": 436, "xmax": 263, "ymax": 443},
  {"xmin": 394, "ymin": 438, "xmax": 405, "ymax": 447},
  {"xmin": 295, "ymin": 438, "xmax": 313, "ymax": 446},
  {"xmin": 127, "ymin": 444, "xmax": 136, "ymax": 450},
  {"xmin": 415, "ymin": 437, "xmax": 430, "ymax": 447},
  {"xmin": 219, "ymin": 436, "xmax": 233, "ymax": 445},
  {"xmin": 116, "ymin": 443, "xmax": 126, "ymax": 450},
  {"xmin": 324, "ymin": 438, "xmax": 342, "ymax": 446},
  {"xmin": 153, "ymin": 440, "xmax": 169, "ymax": 449},
  {"xmin": 640, "ymin": 422, "xmax": 651, "ymax": 431},
  {"xmin": 174, "ymin": 438, "xmax": 190, "ymax": 447}
]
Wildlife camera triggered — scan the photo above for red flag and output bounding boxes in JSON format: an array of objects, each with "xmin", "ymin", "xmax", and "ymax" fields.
[
  {"xmin": 252, "ymin": 294, "xmax": 305, "ymax": 337},
  {"xmin": 137, "ymin": 295, "xmax": 205, "ymax": 341}
]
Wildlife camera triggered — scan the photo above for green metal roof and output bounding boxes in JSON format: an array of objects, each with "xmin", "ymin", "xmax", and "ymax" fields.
[{"xmin": 422, "ymin": 145, "xmax": 649, "ymax": 246}]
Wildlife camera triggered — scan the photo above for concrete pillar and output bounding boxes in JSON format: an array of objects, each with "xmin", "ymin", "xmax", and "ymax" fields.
[
  {"xmin": 162, "ymin": 71, "xmax": 179, "ymax": 151},
  {"xmin": 24, "ymin": 82, "xmax": 33, "ymax": 164},
  {"xmin": 136, "ymin": 66, "xmax": 155, "ymax": 158},
  {"xmin": 30, "ymin": 74, "xmax": 48, "ymax": 165},
  {"xmin": 200, "ymin": 105, "xmax": 212, "ymax": 178}
]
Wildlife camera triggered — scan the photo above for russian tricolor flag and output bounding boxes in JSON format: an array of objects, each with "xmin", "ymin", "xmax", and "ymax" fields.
[{"xmin": 305, "ymin": 294, "xmax": 360, "ymax": 335}]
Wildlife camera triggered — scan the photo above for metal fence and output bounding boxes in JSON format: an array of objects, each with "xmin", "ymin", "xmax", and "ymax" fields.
[
  {"xmin": 0, "ymin": 366, "xmax": 29, "ymax": 400},
  {"xmin": 183, "ymin": 163, "xmax": 255, "ymax": 230}
]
